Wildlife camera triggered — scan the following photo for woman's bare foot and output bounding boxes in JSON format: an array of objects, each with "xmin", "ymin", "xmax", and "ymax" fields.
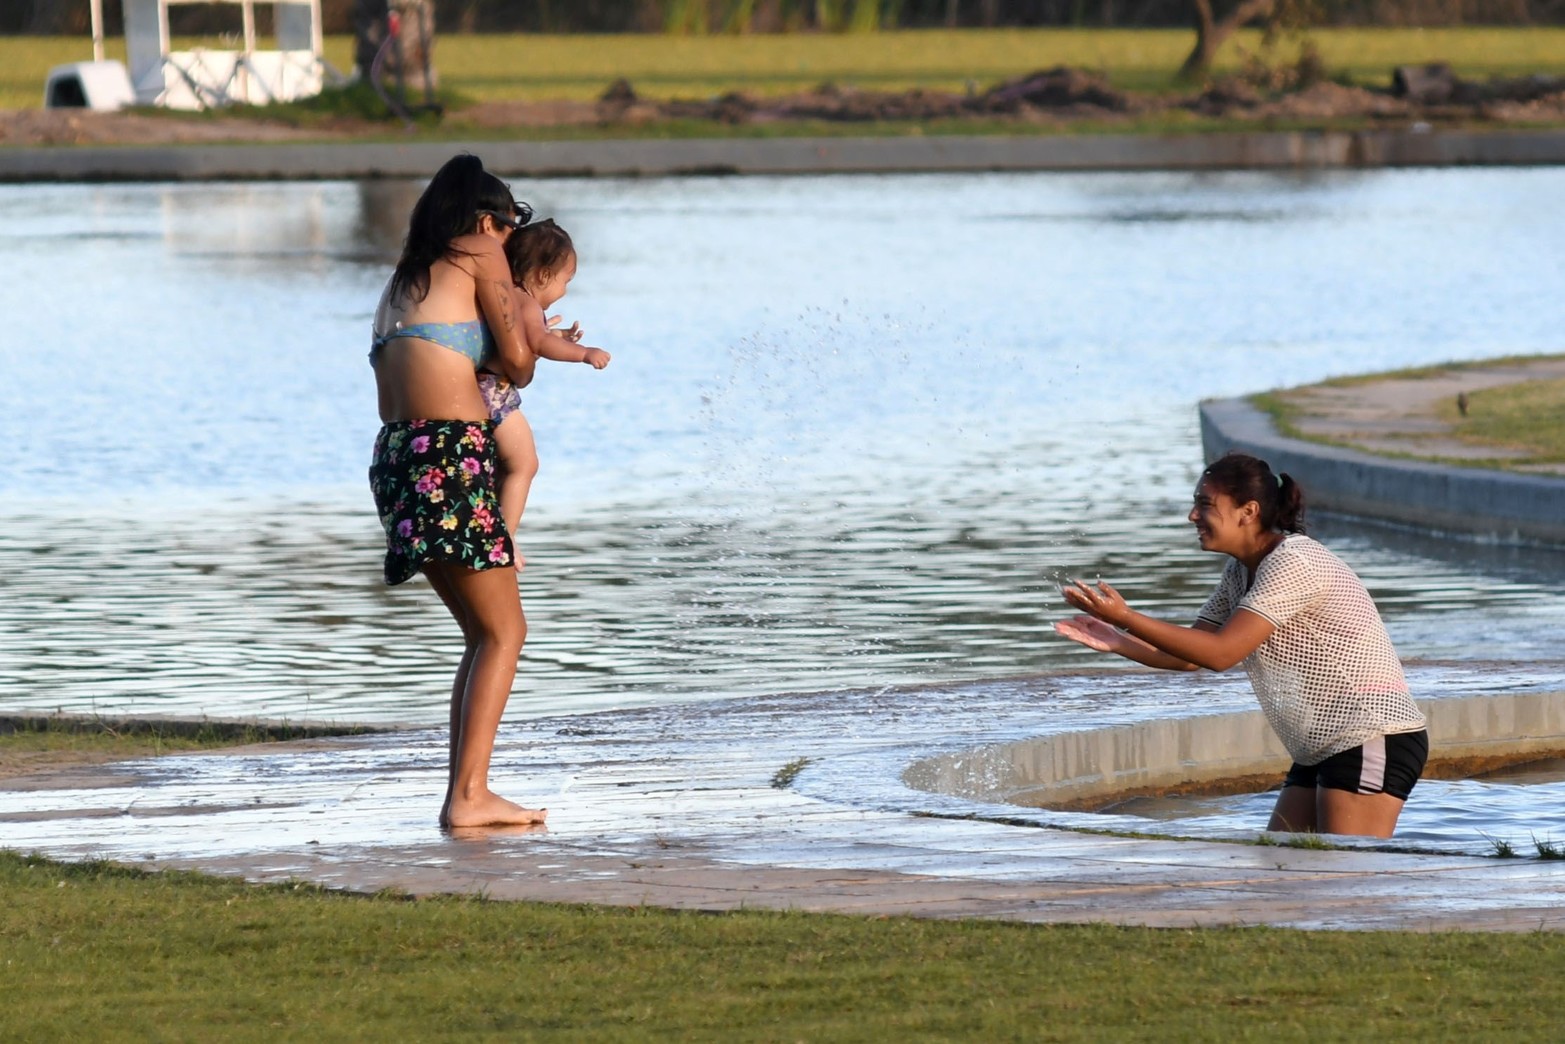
[{"xmin": 441, "ymin": 788, "xmax": 548, "ymax": 829}]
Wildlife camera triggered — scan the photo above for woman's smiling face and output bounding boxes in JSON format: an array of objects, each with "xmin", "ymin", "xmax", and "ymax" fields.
[{"xmin": 1188, "ymin": 480, "xmax": 1253, "ymax": 554}]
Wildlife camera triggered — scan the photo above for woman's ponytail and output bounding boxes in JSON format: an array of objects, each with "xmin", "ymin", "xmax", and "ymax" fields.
[{"xmin": 1201, "ymin": 452, "xmax": 1308, "ymax": 534}]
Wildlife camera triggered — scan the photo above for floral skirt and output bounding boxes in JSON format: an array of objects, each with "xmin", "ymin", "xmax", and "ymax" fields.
[{"xmin": 369, "ymin": 419, "xmax": 515, "ymax": 586}]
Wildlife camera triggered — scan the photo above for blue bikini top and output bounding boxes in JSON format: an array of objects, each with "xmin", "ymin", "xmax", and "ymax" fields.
[{"xmin": 371, "ymin": 318, "xmax": 496, "ymax": 369}]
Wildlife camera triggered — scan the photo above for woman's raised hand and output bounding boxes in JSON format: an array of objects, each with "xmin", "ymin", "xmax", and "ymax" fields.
[{"xmin": 1061, "ymin": 578, "xmax": 1130, "ymax": 627}]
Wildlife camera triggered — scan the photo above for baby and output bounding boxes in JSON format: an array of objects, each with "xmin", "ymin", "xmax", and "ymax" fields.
[{"xmin": 477, "ymin": 219, "xmax": 611, "ymax": 565}]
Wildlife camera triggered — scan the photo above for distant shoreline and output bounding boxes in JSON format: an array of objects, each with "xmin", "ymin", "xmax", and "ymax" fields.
[{"xmin": 4, "ymin": 127, "xmax": 1565, "ymax": 182}]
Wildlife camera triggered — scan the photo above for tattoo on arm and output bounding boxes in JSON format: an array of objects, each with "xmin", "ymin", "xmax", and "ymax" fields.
[{"xmin": 487, "ymin": 281, "xmax": 517, "ymax": 332}]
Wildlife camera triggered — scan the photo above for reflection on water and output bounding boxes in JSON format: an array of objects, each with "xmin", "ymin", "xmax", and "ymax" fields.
[{"xmin": 2, "ymin": 168, "xmax": 1564, "ymax": 725}]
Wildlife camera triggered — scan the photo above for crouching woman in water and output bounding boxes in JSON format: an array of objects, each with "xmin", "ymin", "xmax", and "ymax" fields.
[
  {"xmin": 1055, "ymin": 452, "xmax": 1428, "ymax": 838},
  {"xmin": 369, "ymin": 154, "xmax": 546, "ymax": 829}
]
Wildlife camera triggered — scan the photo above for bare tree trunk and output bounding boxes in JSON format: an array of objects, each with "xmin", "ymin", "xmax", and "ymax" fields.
[
  {"xmin": 945, "ymin": 0, "xmax": 959, "ymax": 26},
  {"xmin": 980, "ymin": 0, "xmax": 999, "ymax": 24},
  {"xmin": 1179, "ymin": 0, "xmax": 1275, "ymax": 79}
]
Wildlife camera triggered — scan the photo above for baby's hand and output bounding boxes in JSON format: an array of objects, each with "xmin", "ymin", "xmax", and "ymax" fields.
[
  {"xmin": 582, "ymin": 348, "xmax": 611, "ymax": 370},
  {"xmin": 547, "ymin": 316, "xmax": 584, "ymax": 343}
]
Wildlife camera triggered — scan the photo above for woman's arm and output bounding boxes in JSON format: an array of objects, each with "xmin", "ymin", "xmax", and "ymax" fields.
[
  {"xmin": 1062, "ymin": 579, "xmax": 1275, "ymax": 672},
  {"xmin": 1054, "ymin": 614, "xmax": 1218, "ymax": 671},
  {"xmin": 463, "ymin": 239, "xmax": 537, "ymax": 389}
]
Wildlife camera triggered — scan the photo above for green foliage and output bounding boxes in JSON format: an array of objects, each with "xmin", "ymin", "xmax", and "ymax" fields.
[
  {"xmin": 1483, "ymin": 833, "xmax": 1519, "ymax": 858},
  {"xmin": 771, "ymin": 756, "xmax": 812, "ymax": 788},
  {"xmin": 220, "ymin": 80, "xmax": 468, "ymax": 127},
  {"xmin": 664, "ymin": 0, "xmax": 713, "ymax": 35}
]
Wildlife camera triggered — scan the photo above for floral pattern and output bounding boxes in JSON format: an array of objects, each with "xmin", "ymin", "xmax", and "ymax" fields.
[
  {"xmin": 477, "ymin": 372, "xmax": 522, "ymax": 424},
  {"xmin": 369, "ymin": 419, "xmax": 514, "ymax": 585}
]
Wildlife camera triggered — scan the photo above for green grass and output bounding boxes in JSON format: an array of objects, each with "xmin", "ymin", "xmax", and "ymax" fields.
[
  {"xmin": 0, "ymin": 714, "xmax": 375, "ymax": 761},
  {"xmin": 1433, "ymin": 376, "xmax": 1565, "ymax": 464},
  {"xmin": 4, "ymin": 723, "xmax": 1560, "ymax": 1031},
  {"xmin": 9, "ymin": 28, "xmax": 1565, "ymax": 110},
  {"xmin": 7, "ymin": 850, "xmax": 1565, "ymax": 1040}
]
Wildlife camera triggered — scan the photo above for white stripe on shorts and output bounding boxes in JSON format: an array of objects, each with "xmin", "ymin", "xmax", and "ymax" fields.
[{"xmin": 1358, "ymin": 734, "xmax": 1387, "ymax": 794}]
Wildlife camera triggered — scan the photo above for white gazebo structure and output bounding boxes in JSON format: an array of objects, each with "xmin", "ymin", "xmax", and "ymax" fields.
[
  {"xmin": 47, "ymin": 0, "xmax": 334, "ymax": 111},
  {"xmin": 125, "ymin": 0, "xmax": 330, "ymax": 109}
]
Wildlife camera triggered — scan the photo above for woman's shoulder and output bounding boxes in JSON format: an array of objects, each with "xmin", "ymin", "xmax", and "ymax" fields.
[
  {"xmin": 441, "ymin": 234, "xmax": 504, "ymax": 274},
  {"xmin": 1256, "ymin": 534, "xmax": 1340, "ymax": 581}
]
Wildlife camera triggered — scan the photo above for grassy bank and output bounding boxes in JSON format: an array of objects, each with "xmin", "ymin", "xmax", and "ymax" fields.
[
  {"xmin": 0, "ymin": 714, "xmax": 377, "ymax": 766},
  {"xmin": 1250, "ymin": 354, "xmax": 1565, "ymax": 470},
  {"xmin": 4, "ymin": 850, "xmax": 1565, "ymax": 1040},
  {"xmin": 1434, "ymin": 376, "xmax": 1565, "ymax": 464},
  {"xmin": 7, "ymin": 28, "xmax": 1564, "ymax": 110}
]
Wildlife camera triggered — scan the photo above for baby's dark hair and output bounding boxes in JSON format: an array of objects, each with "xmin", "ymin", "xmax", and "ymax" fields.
[
  {"xmin": 504, "ymin": 218, "xmax": 574, "ymax": 288},
  {"xmin": 1200, "ymin": 452, "xmax": 1307, "ymax": 534}
]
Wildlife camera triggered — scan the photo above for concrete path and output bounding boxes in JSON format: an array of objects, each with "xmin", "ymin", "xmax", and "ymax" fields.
[
  {"xmin": 5, "ymin": 129, "xmax": 1565, "ymax": 182},
  {"xmin": 7, "ymin": 668, "xmax": 1565, "ymax": 932}
]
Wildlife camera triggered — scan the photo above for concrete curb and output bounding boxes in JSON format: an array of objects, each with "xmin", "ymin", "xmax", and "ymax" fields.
[
  {"xmin": 906, "ymin": 690, "xmax": 1565, "ymax": 809},
  {"xmin": 1199, "ymin": 396, "xmax": 1565, "ymax": 546},
  {"xmin": 5, "ymin": 127, "xmax": 1565, "ymax": 182}
]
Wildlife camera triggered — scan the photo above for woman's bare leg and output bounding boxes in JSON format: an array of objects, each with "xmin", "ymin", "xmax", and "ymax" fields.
[
  {"xmin": 424, "ymin": 560, "xmax": 545, "ymax": 828},
  {"xmin": 492, "ymin": 412, "xmax": 539, "ymax": 569},
  {"xmin": 424, "ymin": 566, "xmax": 474, "ymax": 785},
  {"xmin": 1316, "ymin": 789, "xmax": 1406, "ymax": 838},
  {"xmin": 1267, "ymin": 786, "xmax": 1318, "ymax": 833}
]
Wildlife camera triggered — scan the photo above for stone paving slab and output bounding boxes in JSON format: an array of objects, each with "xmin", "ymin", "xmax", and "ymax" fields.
[{"xmin": 7, "ymin": 672, "xmax": 1565, "ymax": 932}]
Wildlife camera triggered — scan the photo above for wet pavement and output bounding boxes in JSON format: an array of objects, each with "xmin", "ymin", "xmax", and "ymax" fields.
[{"xmin": 7, "ymin": 669, "xmax": 1565, "ymax": 932}]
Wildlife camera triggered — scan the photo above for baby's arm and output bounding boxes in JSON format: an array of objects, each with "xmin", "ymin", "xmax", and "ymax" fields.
[{"xmin": 516, "ymin": 288, "xmax": 611, "ymax": 370}]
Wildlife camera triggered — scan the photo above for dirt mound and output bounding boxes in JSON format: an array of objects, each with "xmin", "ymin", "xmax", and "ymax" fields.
[{"xmin": 974, "ymin": 67, "xmax": 1131, "ymax": 114}]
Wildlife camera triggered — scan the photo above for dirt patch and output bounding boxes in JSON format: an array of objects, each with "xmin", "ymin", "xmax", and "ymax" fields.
[
  {"xmin": 0, "ymin": 748, "xmax": 143, "ymax": 785},
  {"xmin": 0, "ymin": 107, "xmax": 337, "ymax": 146}
]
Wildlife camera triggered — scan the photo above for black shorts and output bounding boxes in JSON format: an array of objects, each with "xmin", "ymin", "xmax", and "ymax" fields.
[{"xmin": 1283, "ymin": 730, "xmax": 1429, "ymax": 801}]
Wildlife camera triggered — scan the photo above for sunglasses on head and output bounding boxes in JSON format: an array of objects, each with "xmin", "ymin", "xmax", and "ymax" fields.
[{"xmin": 478, "ymin": 202, "xmax": 534, "ymax": 231}]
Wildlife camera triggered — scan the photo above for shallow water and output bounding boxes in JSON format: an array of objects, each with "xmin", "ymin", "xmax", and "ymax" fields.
[
  {"xmin": 2, "ymin": 167, "xmax": 1564, "ymax": 733},
  {"xmin": 1102, "ymin": 769, "xmax": 1565, "ymax": 854}
]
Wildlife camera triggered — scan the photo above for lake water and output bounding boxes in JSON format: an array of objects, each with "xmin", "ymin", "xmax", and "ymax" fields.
[{"xmin": 3, "ymin": 166, "xmax": 1564, "ymax": 751}]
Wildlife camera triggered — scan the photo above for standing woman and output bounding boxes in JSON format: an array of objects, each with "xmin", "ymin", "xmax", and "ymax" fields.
[
  {"xmin": 1055, "ymin": 452, "xmax": 1428, "ymax": 838},
  {"xmin": 369, "ymin": 154, "xmax": 545, "ymax": 828}
]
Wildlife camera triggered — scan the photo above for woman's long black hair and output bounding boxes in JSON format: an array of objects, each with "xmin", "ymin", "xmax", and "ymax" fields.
[
  {"xmin": 389, "ymin": 154, "xmax": 516, "ymax": 304},
  {"xmin": 1201, "ymin": 452, "xmax": 1307, "ymax": 533}
]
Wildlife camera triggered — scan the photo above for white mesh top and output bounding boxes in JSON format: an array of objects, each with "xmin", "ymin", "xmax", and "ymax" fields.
[{"xmin": 1197, "ymin": 534, "xmax": 1426, "ymax": 766}]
